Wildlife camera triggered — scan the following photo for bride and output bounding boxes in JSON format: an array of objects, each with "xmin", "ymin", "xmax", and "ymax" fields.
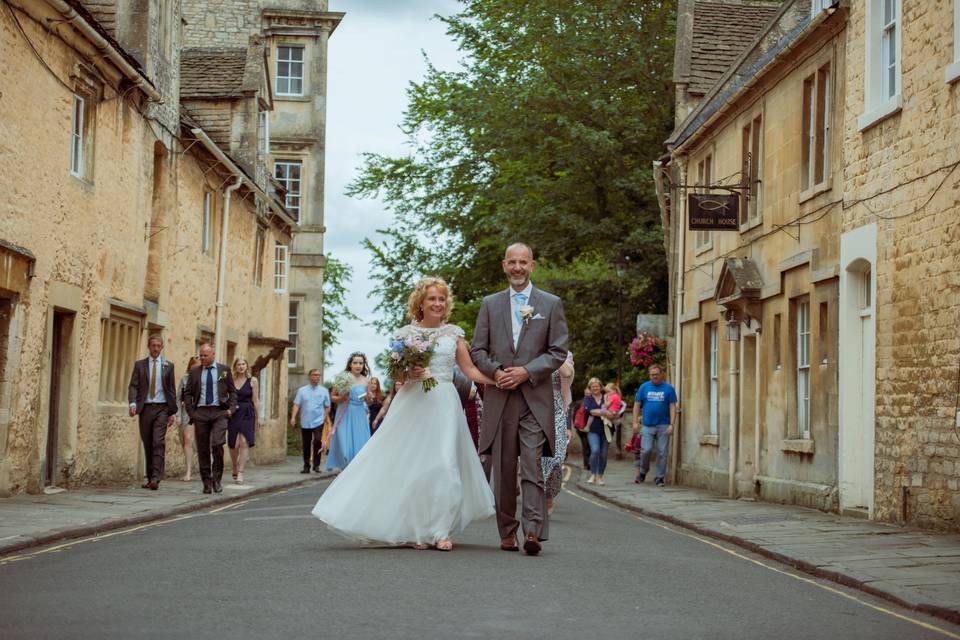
[{"xmin": 311, "ymin": 277, "xmax": 496, "ymax": 551}]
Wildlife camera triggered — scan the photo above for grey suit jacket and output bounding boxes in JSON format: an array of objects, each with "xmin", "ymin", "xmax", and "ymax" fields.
[{"xmin": 470, "ymin": 286, "xmax": 568, "ymax": 456}]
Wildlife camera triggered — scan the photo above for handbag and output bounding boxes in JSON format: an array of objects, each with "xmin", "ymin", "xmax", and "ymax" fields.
[
  {"xmin": 624, "ymin": 433, "xmax": 642, "ymax": 453},
  {"xmin": 320, "ymin": 414, "xmax": 333, "ymax": 450},
  {"xmin": 574, "ymin": 403, "xmax": 588, "ymax": 431}
]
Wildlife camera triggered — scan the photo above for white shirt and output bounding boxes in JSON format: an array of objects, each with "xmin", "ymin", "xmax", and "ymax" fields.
[
  {"xmin": 146, "ymin": 357, "xmax": 166, "ymax": 404},
  {"xmin": 509, "ymin": 282, "xmax": 534, "ymax": 348}
]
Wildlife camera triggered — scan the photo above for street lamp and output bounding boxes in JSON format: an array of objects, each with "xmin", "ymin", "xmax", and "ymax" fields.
[{"xmin": 613, "ymin": 254, "xmax": 629, "ymax": 459}]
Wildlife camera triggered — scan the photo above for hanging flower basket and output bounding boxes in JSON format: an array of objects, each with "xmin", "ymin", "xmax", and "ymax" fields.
[{"xmin": 628, "ymin": 332, "xmax": 666, "ymax": 370}]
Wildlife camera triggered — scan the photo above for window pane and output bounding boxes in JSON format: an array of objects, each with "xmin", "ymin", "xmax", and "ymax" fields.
[{"xmin": 291, "ymin": 79, "xmax": 303, "ymax": 95}]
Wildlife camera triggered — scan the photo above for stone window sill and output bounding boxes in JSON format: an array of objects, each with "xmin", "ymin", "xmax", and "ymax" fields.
[
  {"xmin": 275, "ymin": 95, "xmax": 311, "ymax": 103},
  {"xmin": 694, "ymin": 241, "xmax": 713, "ymax": 256},
  {"xmin": 782, "ymin": 438, "xmax": 815, "ymax": 454},
  {"xmin": 699, "ymin": 434, "xmax": 719, "ymax": 447},
  {"xmin": 739, "ymin": 217, "xmax": 762, "ymax": 234},
  {"xmin": 798, "ymin": 180, "xmax": 831, "ymax": 205},
  {"xmin": 96, "ymin": 402, "xmax": 131, "ymax": 415},
  {"xmin": 858, "ymin": 94, "xmax": 903, "ymax": 132},
  {"xmin": 946, "ymin": 61, "xmax": 960, "ymax": 85}
]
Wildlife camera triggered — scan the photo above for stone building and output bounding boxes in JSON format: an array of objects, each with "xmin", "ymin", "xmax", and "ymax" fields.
[
  {"xmin": 0, "ymin": 0, "xmax": 293, "ymax": 494},
  {"xmin": 658, "ymin": 0, "xmax": 848, "ymax": 510},
  {"xmin": 661, "ymin": 0, "xmax": 960, "ymax": 532},
  {"xmin": 841, "ymin": 0, "xmax": 960, "ymax": 531},
  {"xmin": 180, "ymin": 0, "xmax": 343, "ymax": 392}
]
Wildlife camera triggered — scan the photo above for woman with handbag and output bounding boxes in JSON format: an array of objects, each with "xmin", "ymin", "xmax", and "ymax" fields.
[
  {"xmin": 583, "ymin": 377, "xmax": 615, "ymax": 485},
  {"xmin": 572, "ymin": 388, "xmax": 591, "ymax": 471}
]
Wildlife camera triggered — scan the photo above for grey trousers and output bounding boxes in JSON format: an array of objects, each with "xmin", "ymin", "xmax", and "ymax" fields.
[{"xmin": 492, "ymin": 391, "xmax": 548, "ymax": 541}]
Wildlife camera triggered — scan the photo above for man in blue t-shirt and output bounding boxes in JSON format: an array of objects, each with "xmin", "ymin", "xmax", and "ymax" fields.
[{"xmin": 631, "ymin": 364, "xmax": 677, "ymax": 487}]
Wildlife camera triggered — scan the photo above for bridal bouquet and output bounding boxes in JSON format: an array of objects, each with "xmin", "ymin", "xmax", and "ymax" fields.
[
  {"xmin": 331, "ymin": 371, "xmax": 354, "ymax": 397},
  {"xmin": 387, "ymin": 333, "xmax": 438, "ymax": 393}
]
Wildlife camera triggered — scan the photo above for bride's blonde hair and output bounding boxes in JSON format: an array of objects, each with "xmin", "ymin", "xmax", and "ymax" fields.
[{"xmin": 407, "ymin": 277, "xmax": 454, "ymax": 322}]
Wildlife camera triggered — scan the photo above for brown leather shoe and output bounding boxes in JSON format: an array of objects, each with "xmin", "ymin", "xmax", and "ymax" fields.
[
  {"xmin": 500, "ymin": 535, "xmax": 519, "ymax": 552},
  {"xmin": 523, "ymin": 533, "xmax": 541, "ymax": 556},
  {"xmin": 141, "ymin": 482, "xmax": 151, "ymax": 489},
  {"xmin": 147, "ymin": 480, "xmax": 159, "ymax": 490}
]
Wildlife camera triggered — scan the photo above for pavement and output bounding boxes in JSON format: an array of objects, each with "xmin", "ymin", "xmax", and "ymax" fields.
[
  {"xmin": 0, "ymin": 456, "xmax": 331, "ymax": 557},
  {"xmin": 576, "ymin": 458, "xmax": 960, "ymax": 625}
]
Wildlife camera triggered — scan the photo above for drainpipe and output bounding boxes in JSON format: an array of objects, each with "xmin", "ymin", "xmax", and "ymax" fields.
[
  {"xmin": 214, "ymin": 176, "xmax": 242, "ymax": 357},
  {"xmin": 45, "ymin": 0, "xmax": 162, "ymax": 102},
  {"xmin": 670, "ymin": 159, "xmax": 687, "ymax": 483},
  {"xmin": 728, "ymin": 321, "xmax": 739, "ymax": 498},
  {"xmin": 754, "ymin": 325, "xmax": 762, "ymax": 489}
]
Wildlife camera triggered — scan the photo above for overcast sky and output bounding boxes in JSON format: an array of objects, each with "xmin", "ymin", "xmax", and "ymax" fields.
[{"xmin": 324, "ymin": 0, "xmax": 462, "ymax": 379}]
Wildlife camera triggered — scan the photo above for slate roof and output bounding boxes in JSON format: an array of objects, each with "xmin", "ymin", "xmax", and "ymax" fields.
[
  {"xmin": 78, "ymin": 0, "xmax": 116, "ymax": 37},
  {"xmin": 180, "ymin": 48, "xmax": 257, "ymax": 99},
  {"xmin": 688, "ymin": 1, "xmax": 781, "ymax": 95}
]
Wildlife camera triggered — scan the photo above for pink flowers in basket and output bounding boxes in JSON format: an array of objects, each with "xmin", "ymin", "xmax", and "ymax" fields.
[{"xmin": 628, "ymin": 332, "xmax": 666, "ymax": 369}]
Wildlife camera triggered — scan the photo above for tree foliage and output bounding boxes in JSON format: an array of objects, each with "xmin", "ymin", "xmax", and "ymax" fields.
[
  {"xmin": 349, "ymin": 0, "xmax": 676, "ymax": 396},
  {"xmin": 321, "ymin": 254, "xmax": 360, "ymax": 369}
]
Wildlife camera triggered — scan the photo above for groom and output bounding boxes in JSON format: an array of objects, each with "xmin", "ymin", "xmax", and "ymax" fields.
[{"xmin": 471, "ymin": 243, "xmax": 568, "ymax": 556}]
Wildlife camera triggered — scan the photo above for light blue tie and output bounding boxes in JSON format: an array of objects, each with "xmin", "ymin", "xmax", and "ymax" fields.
[{"xmin": 513, "ymin": 292, "xmax": 528, "ymax": 326}]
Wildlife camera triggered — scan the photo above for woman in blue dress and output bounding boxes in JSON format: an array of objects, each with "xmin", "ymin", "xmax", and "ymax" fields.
[{"xmin": 325, "ymin": 352, "xmax": 372, "ymax": 471}]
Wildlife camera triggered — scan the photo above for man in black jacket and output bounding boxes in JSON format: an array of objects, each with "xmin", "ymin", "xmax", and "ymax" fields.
[
  {"xmin": 128, "ymin": 335, "xmax": 177, "ymax": 490},
  {"xmin": 182, "ymin": 342, "xmax": 237, "ymax": 494}
]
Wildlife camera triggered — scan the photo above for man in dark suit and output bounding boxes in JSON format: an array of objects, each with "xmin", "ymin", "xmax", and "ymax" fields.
[
  {"xmin": 128, "ymin": 334, "xmax": 178, "ymax": 490},
  {"xmin": 182, "ymin": 342, "xmax": 237, "ymax": 494}
]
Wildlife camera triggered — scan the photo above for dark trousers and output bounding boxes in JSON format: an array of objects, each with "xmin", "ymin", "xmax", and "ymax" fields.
[
  {"xmin": 139, "ymin": 404, "xmax": 169, "ymax": 482},
  {"xmin": 301, "ymin": 427, "xmax": 323, "ymax": 469},
  {"xmin": 492, "ymin": 391, "xmax": 548, "ymax": 542},
  {"xmin": 193, "ymin": 406, "xmax": 228, "ymax": 485},
  {"xmin": 576, "ymin": 429, "xmax": 592, "ymax": 470}
]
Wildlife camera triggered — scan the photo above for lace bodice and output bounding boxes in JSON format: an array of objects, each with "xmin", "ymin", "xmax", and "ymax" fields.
[{"xmin": 395, "ymin": 323, "xmax": 464, "ymax": 384}]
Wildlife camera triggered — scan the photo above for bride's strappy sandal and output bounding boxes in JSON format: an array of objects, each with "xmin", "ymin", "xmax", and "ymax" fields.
[{"xmin": 436, "ymin": 539, "xmax": 453, "ymax": 552}]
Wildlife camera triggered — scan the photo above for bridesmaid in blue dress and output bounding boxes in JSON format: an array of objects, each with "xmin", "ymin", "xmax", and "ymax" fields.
[{"xmin": 325, "ymin": 352, "xmax": 372, "ymax": 471}]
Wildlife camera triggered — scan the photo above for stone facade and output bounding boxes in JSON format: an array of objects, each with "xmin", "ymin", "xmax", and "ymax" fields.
[
  {"xmin": 0, "ymin": 0, "xmax": 292, "ymax": 494},
  {"xmin": 842, "ymin": 0, "xmax": 960, "ymax": 531},
  {"xmin": 660, "ymin": 1, "xmax": 847, "ymax": 510},
  {"xmin": 181, "ymin": 0, "xmax": 343, "ymax": 394}
]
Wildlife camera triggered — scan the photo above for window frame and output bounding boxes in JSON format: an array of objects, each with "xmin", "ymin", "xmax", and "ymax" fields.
[
  {"xmin": 288, "ymin": 300, "xmax": 300, "ymax": 368},
  {"xmin": 859, "ymin": 0, "xmax": 902, "ymax": 131},
  {"xmin": 811, "ymin": 0, "xmax": 832, "ymax": 15},
  {"xmin": 273, "ymin": 243, "xmax": 289, "ymax": 293},
  {"xmin": 275, "ymin": 45, "xmax": 305, "ymax": 97},
  {"xmin": 947, "ymin": 0, "xmax": 960, "ymax": 84},
  {"xmin": 274, "ymin": 160, "xmax": 303, "ymax": 221},
  {"xmin": 800, "ymin": 61, "xmax": 833, "ymax": 200},
  {"xmin": 253, "ymin": 226, "xmax": 266, "ymax": 287},
  {"xmin": 739, "ymin": 111, "xmax": 763, "ymax": 230},
  {"xmin": 708, "ymin": 322, "xmax": 719, "ymax": 436},
  {"xmin": 795, "ymin": 300, "xmax": 812, "ymax": 439},
  {"xmin": 98, "ymin": 307, "xmax": 144, "ymax": 404},
  {"xmin": 258, "ymin": 110, "xmax": 270, "ymax": 157},
  {"xmin": 201, "ymin": 190, "xmax": 213, "ymax": 254},
  {"xmin": 70, "ymin": 94, "xmax": 87, "ymax": 180},
  {"xmin": 694, "ymin": 152, "xmax": 714, "ymax": 254}
]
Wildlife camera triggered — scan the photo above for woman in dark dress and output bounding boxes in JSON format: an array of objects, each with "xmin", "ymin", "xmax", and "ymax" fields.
[
  {"xmin": 366, "ymin": 377, "xmax": 385, "ymax": 434},
  {"xmin": 228, "ymin": 357, "xmax": 259, "ymax": 484}
]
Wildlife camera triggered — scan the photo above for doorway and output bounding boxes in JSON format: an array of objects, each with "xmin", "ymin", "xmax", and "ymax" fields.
[{"xmin": 44, "ymin": 311, "xmax": 75, "ymax": 487}]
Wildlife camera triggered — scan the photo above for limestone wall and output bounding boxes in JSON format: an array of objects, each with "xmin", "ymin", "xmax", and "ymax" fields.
[{"xmin": 842, "ymin": 1, "xmax": 960, "ymax": 530}]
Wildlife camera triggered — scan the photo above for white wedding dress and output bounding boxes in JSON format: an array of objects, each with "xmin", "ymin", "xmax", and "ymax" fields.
[{"xmin": 311, "ymin": 324, "xmax": 495, "ymax": 545}]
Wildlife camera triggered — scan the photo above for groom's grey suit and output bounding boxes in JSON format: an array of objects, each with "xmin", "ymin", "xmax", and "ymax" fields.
[{"xmin": 471, "ymin": 286, "xmax": 568, "ymax": 542}]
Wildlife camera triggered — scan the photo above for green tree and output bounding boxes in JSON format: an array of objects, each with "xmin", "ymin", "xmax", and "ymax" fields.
[
  {"xmin": 321, "ymin": 254, "xmax": 360, "ymax": 369},
  {"xmin": 349, "ymin": 0, "xmax": 675, "ymax": 394}
]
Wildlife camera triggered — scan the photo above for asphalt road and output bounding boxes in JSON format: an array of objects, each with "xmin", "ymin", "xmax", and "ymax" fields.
[{"xmin": 2, "ymin": 473, "xmax": 959, "ymax": 640}]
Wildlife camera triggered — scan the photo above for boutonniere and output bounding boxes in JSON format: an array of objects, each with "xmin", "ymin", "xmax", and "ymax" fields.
[
  {"xmin": 519, "ymin": 305, "xmax": 535, "ymax": 326},
  {"xmin": 218, "ymin": 370, "xmax": 227, "ymax": 381}
]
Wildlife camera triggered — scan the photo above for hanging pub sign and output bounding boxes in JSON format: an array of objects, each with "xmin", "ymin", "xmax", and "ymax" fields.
[{"xmin": 688, "ymin": 193, "xmax": 739, "ymax": 230}]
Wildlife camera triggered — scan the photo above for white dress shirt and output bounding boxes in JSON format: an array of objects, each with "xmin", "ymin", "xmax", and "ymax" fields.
[{"xmin": 509, "ymin": 282, "xmax": 534, "ymax": 348}]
